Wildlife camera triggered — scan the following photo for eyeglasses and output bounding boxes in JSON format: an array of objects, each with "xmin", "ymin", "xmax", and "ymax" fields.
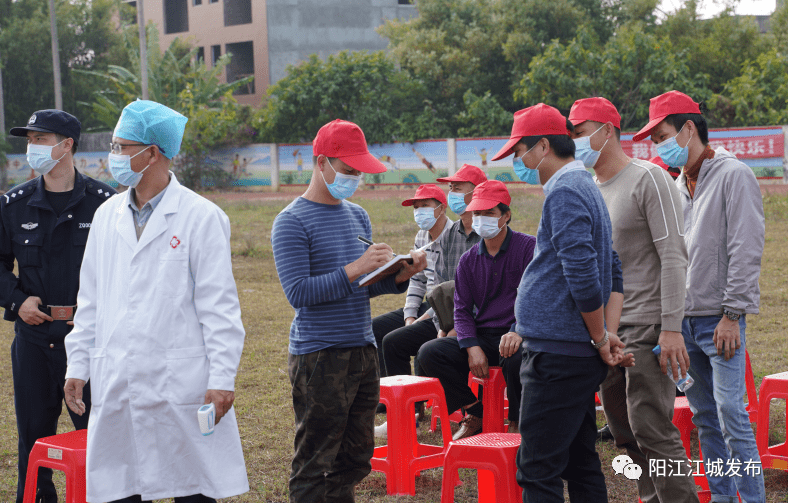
[{"xmin": 110, "ymin": 142, "xmax": 152, "ymax": 155}]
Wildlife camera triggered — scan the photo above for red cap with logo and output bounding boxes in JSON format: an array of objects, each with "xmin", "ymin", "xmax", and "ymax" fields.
[
  {"xmin": 401, "ymin": 184, "xmax": 448, "ymax": 207},
  {"xmin": 632, "ymin": 91, "xmax": 701, "ymax": 142},
  {"xmin": 491, "ymin": 104, "xmax": 569, "ymax": 161},
  {"xmin": 436, "ymin": 164, "xmax": 487, "ymax": 186},
  {"xmin": 466, "ymin": 180, "xmax": 512, "ymax": 212},
  {"xmin": 568, "ymin": 97, "xmax": 621, "ymax": 129},
  {"xmin": 312, "ymin": 119, "xmax": 387, "ymax": 173}
]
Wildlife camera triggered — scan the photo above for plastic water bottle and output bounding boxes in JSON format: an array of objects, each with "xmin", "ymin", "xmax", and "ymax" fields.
[{"xmin": 653, "ymin": 345, "xmax": 694, "ymax": 392}]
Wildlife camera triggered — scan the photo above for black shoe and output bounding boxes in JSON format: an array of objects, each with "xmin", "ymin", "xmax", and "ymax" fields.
[
  {"xmin": 597, "ymin": 424, "xmax": 613, "ymax": 442},
  {"xmin": 376, "ymin": 403, "xmax": 387, "ymax": 414}
]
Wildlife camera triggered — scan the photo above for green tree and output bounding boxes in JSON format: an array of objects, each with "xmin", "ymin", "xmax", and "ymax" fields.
[
  {"xmin": 454, "ymin": 90, "xmax": 512, "ymax": 137},
  {"xmin": 0, "ymin": 0, "xmax": 133, "ymax": 131},
  {"xmin": 709, "ymin": 48, "xmax": 788, "ymax": 127},
  {"xmin": 254, "ymin": 50, "xmax": 430, "ymax": 144},
  {"xmin": 656, "ymin": 0, "xmax": 769, "ymax": 94},
  {"xmin": 515, "ymin": 25, "xmax": 710, "ymax": 130}
]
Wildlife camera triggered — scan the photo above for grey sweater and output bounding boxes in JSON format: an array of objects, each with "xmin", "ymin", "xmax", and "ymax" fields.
[
  {"xmin": 676, "ymin": 148, "xmax": 765, "ymax": 316},
  {"xmin": 597, "ymin": 159, "xmax": 688, "ymax": 332}
]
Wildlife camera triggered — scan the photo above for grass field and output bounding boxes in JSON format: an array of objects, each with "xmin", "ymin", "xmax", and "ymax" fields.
[{"xmin": 0, "ymin": 188, "xmax": 786, "ymax": 502}]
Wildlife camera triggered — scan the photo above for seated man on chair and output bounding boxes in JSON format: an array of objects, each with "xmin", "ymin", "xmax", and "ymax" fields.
[{"xmin": 418, "ymin": 180, "xmax": 535, "ymax": 440}]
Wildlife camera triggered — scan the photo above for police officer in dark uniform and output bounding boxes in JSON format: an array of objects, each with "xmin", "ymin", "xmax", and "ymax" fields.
[{"xmin": 0, "ymin": 110, "xmax": 116, "ymax": 503}]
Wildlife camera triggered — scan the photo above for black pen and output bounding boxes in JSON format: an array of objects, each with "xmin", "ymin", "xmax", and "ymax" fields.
[{"xmin": 357, "ymin": 235, "xmax": 396, "ymax": 258}]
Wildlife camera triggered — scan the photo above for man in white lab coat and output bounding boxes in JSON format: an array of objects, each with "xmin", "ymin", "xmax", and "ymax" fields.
[{"xmin": 63, "ymin": 100, "xmax": 248, "ymax": 503}]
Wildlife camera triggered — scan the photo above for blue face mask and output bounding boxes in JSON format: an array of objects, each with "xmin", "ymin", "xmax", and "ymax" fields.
[
  {"xmin": 472, "ymin": 214, "xmax": 505, "ymax": 239},
  {"xmin": 513, "ymin": 144, "xmax": 541, "ymax": 185},
  {"xmin": 657, "ymin": 125, "xmax": 693, "ymax": 168},
  {"xmin": 321, "ymin": 158, "xmax": 361, "ymax": 200},
  {"xmin": 448, "ymin": 191, "xmax": 472, "ymax": 214},
  {"xmin": 573, "ymin": 125, "xmax": 608, "ymax": 169},
  {"xmin": 26, "ymin": 139, "xmax": 67, "ymax": 176},
  {"xmin": 414, "ymin": 206, "xmax": 439, "ymax": 231},
  {"xmin": 108, "ymin": 146, "xmax": 152, "ymax": 188}
]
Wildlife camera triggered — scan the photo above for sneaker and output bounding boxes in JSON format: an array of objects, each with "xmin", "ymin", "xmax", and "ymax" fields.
[
  {"xmin": 374, "ymin": 422, "xmax": 387, "ymax": 438},
  {"xmin": 452, "ymin": 414, "xmax": 483, "ymax": 440}
]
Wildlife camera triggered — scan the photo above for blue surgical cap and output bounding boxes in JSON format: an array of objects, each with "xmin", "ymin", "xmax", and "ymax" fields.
[{"xmin": 113, "ymin": 100, "xmax": 188, "ymax": 159}]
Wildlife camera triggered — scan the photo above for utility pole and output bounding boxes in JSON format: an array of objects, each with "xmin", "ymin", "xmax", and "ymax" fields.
[
  {"xmin": 48, "ymin": 0, "xmax": 63, "ymax": 109},
  {"xmin": 137, "ymin": 0, "xmax": 149, "ymax": 100},
  {"xmin": 0, "ymin": 44, "xmax": 7, "ymax": 189}
]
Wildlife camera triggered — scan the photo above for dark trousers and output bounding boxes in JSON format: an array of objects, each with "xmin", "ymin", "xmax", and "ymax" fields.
[
  {"xmin": 373, "ymin": 302, "xmax": 431, "ymax": 377},
  {"xmin": 516, "ymin": 350, "xmax": 609, "ymax": 503},
  {"xmin": 12, "ymin": 333, "xmax": 91, "ymax": 503},
  {"xmin": 417, "ymin": 331, "xmax": 522, "ymax": 422},
  {"xmin": 109, "ymin": 495, "xmax": 215, "ymax": 503},
  {"xmin": 288, "ymin": 345, "xmax": 379, "ymax": 503}
]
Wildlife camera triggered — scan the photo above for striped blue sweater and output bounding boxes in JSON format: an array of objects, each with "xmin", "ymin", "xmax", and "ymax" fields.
[{"xmin": 272, "ymin": 197, "xmax": 406, "ymax": 355}]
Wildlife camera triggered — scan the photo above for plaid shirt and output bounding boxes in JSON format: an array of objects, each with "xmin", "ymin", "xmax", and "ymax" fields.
[{"xmin": 403, "ymin": 217, "xmax": 454, "ymax": 319}]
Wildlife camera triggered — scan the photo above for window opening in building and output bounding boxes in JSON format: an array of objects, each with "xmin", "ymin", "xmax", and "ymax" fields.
[
  {"xmin": 164, "ymin": 0, "xmax": 189, "ymax": 34},
  {"xmin": 225, "ymin": 41, "xmax": 255, "ymax": 95},
  {"xmin": 211, "ymin": 45, "xmax": 221, "ymax": 65},
  {"xmin": 194, "ymin": 0, "xmax": 202, "ymax": 5},
  {"xmin": 196, "ymin": 47, "xmax": 205, "ymax": 64},
  {"xmin": 224, "ymin": 0, "xmax": 252, "ymax": 26}
]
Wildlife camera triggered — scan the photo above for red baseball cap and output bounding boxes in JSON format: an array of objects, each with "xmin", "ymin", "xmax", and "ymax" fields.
[
  {"xmin": 436, "ymin": 164, "xmax": 487, "ymax": 186},
  {"xmin": 401, "ymin": 184, "xmax": 448, "ymax": 207},
  {"xmin": 568, "ymin": 97, "xmax": 621, "ymax": 129},
  {"xmin": 648, "ymin": 156, "xmax": 680, "ymax": 179},
  {"xmin": 491, "ymin": 104, "xmax": 569, "ymax": 161},
  {"xmin": 632, "ymin": 91, "xmax": 701, "ymax": 142},
  {"xmin": 466, "ymin": 180, "xmax": 512, "ymax": 212},
  {"xmin": 312, "ymin": 119, "xmax": 387, "ymax": 173}
]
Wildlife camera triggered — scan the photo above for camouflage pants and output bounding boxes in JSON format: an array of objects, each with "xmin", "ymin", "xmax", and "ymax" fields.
[{"xmin": 288, "ymin": 345, "xmax": 380, "ymax": 503}]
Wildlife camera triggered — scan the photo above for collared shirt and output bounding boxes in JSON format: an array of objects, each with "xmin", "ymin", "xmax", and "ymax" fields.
[
  {"xmin": 543, "ymin": 160, "xmax": 587, "ymax": 197},
  {"xmin": 433, "ymin": 218, "xmax": 481, "ymax": 285},
  {"xmin": 454, "ymin": 228, "xmax": 536, "ymax": 348},
  {"xmin": 403, "ymin": 216, "xmax": 454, "ymax": 320},
  {"xmin": 129, "ymin": 185, "xmax": 168, "ymax": 239}
]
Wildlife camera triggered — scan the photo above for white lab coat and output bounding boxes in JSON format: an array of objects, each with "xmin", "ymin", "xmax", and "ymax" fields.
[{"xmin": 65, "ymin": 174, "xmax": 249, "ymax": 502}]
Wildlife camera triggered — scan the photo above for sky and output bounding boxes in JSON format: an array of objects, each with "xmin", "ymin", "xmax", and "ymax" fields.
[{"xmin": 658, "ymin": 0, "xmax": 779, "ymax": 18}]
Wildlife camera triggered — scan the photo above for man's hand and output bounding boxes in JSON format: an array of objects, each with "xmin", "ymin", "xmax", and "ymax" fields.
[
  {"xmin": 19, "ymin": 296, "xmax": 54, "ymax": 325},
  {"xmin": 714, "ymin": 316, "xmax": 741, "ymax": 361},
  {"xmin": 345, "ymin": 243, "xmax": 394, "ymax": 282},
  {"xmin": 658, "ymin": 330, "xmax": 690, "ymax": 380},
  {"xmin": 499, "ymin": 332, "xmax": 523, "ymax": 358},
  {"xmin": 64, "ymin": 378, "xmax": 87, "ymax": 416},
  {"xmin": 394, "ymin": 250, "xmax": 427, "ymax": 284},
  {"xmin": 405, "ymin": 317, "xmax": 416, "ymax": 326},
  {"xmin": 597, "ymin": 333, "xmax": 635, "ymax": 368},
  {"xmin": 437, "ymin": 328, "xmax": 456, "ymax": 339},
  {"xmin": 205, "ymin": 389, "xmax": 235, "ymax": 425},
  {"xmin": 467, "ymin": 346, "xmax": 489, "ymax": 379}
]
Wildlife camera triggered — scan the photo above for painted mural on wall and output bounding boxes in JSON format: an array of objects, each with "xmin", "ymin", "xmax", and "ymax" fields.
[{"xmin": 3, "ymin": 128, "xmax": 783, "ymax": 190}]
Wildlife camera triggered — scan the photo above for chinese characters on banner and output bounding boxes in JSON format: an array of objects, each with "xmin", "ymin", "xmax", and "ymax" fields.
[{"xmin": 622, "ymin": 129, "xmax": 785, "ymax": 161}]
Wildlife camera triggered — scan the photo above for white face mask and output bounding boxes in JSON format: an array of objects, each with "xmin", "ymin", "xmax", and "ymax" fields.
[
  {"xmin": 472, "ymin": 214, "xmax": 505, "ymax": 239},
  {"xmin": 26, "ymin": 139, "xmax": 67, "ymax": 176}
]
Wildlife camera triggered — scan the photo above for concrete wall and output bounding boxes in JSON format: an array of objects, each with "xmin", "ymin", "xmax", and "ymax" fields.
[
  {"xmin": 265, "ymin": 0, "xmax": 417, "ymax": 85},
  {"xmin": 144, "ymin": 0, "xmax": 270, "ymax": 108}
]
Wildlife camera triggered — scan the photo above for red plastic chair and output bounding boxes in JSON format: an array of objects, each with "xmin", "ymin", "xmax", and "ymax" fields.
[
  {"xmin": 441, "ymin": 432, "xmax": 521, "ymax": 503},
  {"xmin": 469, "ymin": 367, "xmax": 507, "ymax": 433},
  {"xmin": 430, "ymin": 367, "xmax": 508, "ymax": 434},
  {"xmin": 371, "ymin": 375, "xmax": 453, "ymax": 495},
  {"xmin": 23, "ymin": 429, "xmax": 87, "ymax": 503},
  {"xmin": 756, "ymin": 371, "xmax": 788, "ymax": 471}
]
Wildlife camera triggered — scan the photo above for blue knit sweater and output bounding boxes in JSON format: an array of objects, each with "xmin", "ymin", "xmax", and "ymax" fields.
[
  {"xmin": 516, "ymin": 163, "xmax": 623, "ymax": 357},
  {"xmin": 272, "ymin": 197, "xmax": 407, "ymax": 355}
]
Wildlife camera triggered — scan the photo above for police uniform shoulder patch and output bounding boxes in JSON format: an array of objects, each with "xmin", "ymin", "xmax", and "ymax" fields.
[
  {"xmin": 85, "ymin": 179, "xmax": 118, "ymax": 199},
  {"xmin": 2, "ymin": 179, "xmax": 37, "ymax": 206}
]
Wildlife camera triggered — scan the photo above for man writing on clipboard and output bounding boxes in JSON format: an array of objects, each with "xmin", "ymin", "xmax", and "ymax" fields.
[{"xmin": 271, "ymin": 119, "xmax": 426, "ymax": 503}]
